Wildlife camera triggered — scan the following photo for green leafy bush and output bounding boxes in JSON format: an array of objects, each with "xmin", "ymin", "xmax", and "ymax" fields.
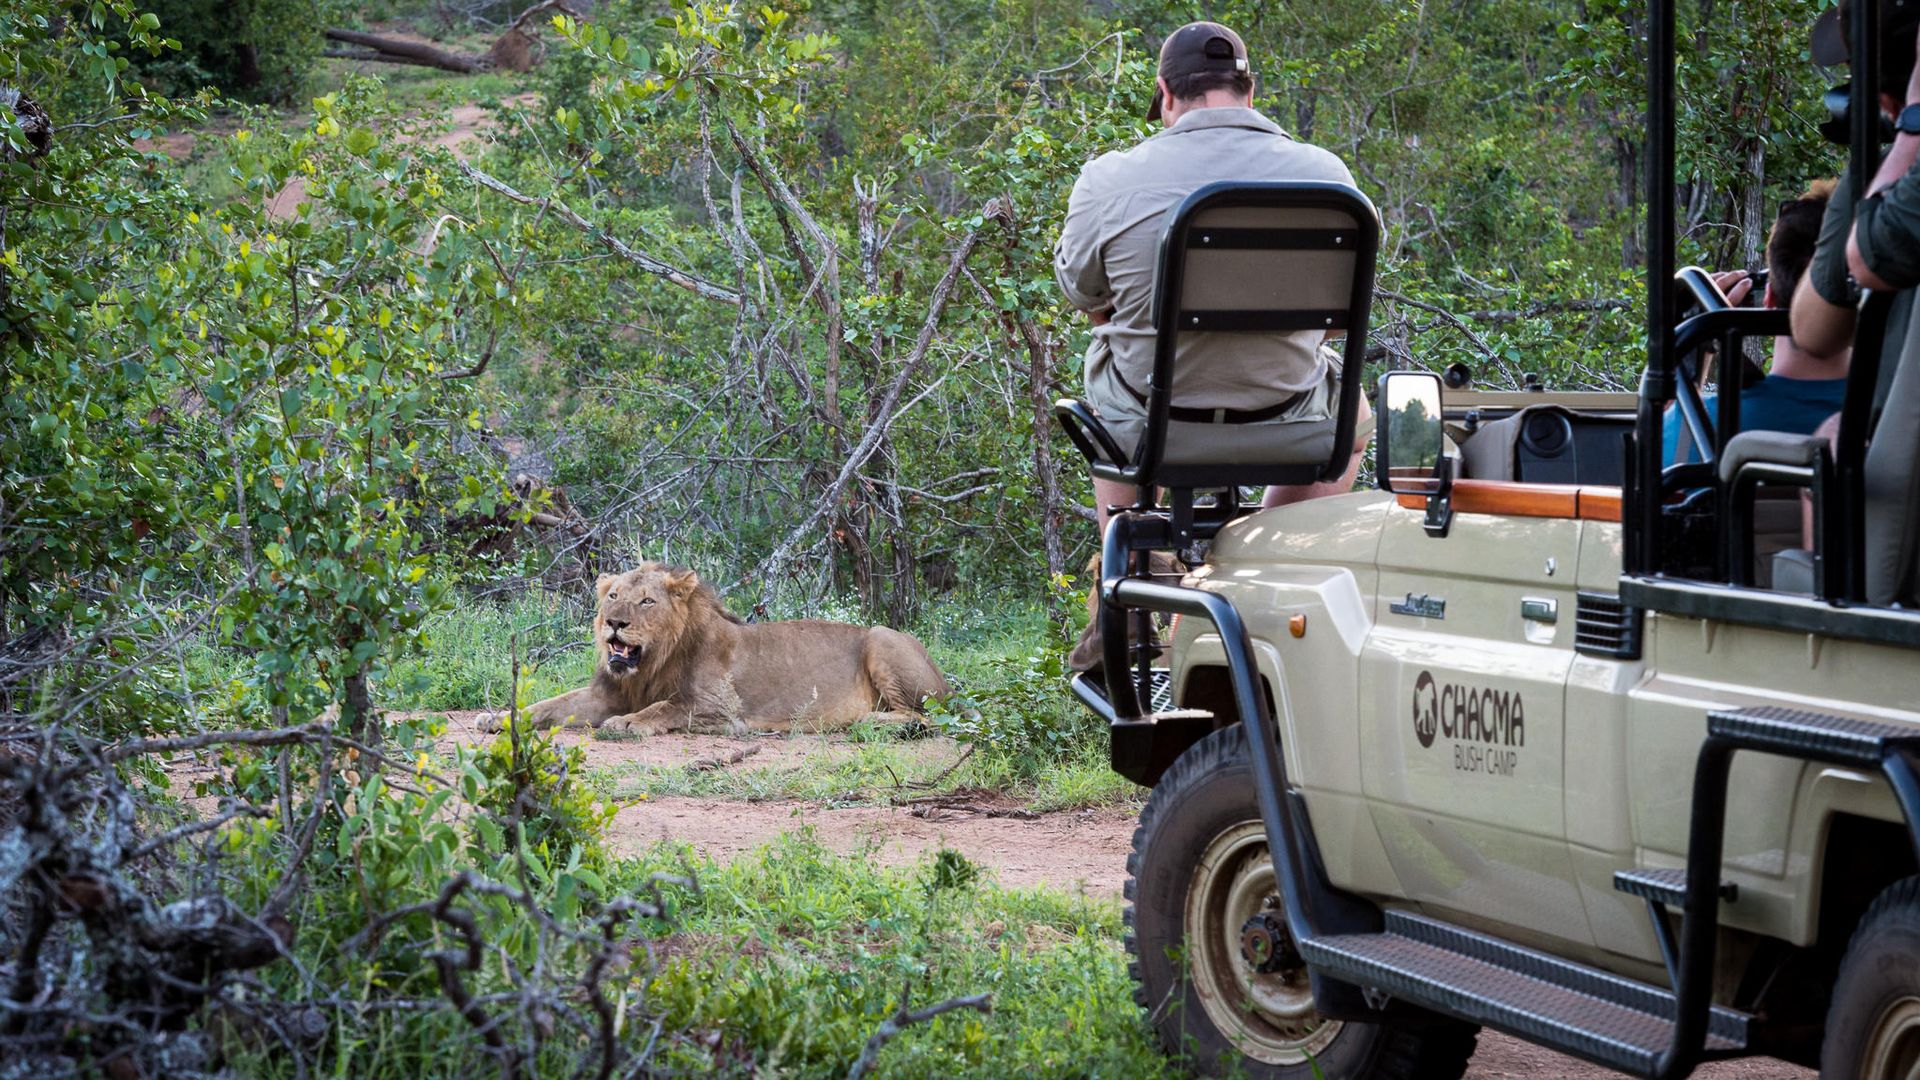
[
  {"xmin": 466, "ymin": 714, "xmax": 617, "ymax": 865},
  {"xmin": 136, "ymin": 0, "xmax": 334, "ymax": 102}
]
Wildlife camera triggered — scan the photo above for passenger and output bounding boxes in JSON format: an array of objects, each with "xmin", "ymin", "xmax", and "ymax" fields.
[
  {"xmin": 1791, "ymin": 10, "xmax": 1920, "ymax": 364},
  {"xmin": 1052, "ymin": 21, "xmax": 1372, "ymax": 541},
  {"xmin": 1664, "ymin": 184, "xmax": 1851, "ymax": 464}
]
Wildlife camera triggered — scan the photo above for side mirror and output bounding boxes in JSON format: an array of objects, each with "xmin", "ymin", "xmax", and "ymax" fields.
[{"xmin": 1376, "ymin": 371, "xmax": 1454, "ymax": 537}]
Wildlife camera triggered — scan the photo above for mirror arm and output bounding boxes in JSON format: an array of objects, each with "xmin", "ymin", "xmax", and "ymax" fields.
[{"xmin": 1422, "ymin": 457, "xmax": 1454, "ymax": 538}]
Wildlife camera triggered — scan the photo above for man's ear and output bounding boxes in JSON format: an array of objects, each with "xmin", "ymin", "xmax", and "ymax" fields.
[
  {"xmin": 595, "ymin": 573, "xmax": 616, "ymax": 599},
  {"xmin": 1763, "ymin": 281, "xmax": 1779, "ymax": 310}
]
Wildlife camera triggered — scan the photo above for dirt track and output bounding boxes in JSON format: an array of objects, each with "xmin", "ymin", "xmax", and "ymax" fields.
[{"xmin": 518, "ymin": 726, "xmax": 1813, "ymax": 1079}]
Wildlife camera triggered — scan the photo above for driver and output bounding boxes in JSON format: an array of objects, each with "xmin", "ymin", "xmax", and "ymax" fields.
[{"xmin": 1053, "ymin": 20, "xmax": 1372, "ymax": 543}]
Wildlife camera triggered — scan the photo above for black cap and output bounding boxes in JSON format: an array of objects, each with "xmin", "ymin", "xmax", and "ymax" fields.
[
  {"xmin": 1147, "ymin": 22, "xmax": 1251, "ymax": 120},
  {"xmin": 1812, "ymin": 0, "xmax": 1920, "ymax": 67},
  {"xmin": 1813, "ymin": 5, "xmax": 1847, "ymax": 66}
]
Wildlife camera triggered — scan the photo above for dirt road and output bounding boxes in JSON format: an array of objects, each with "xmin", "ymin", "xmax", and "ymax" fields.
[{"xmin": 530, "ymin": 726, "xmax": 1812, "ymax": 1079}]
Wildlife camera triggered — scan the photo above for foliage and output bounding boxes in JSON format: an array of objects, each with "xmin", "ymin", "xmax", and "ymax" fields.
[
  {"xmin": 133, "ymin": 0, "xmax": 336, "ymax": 102},
  {"xmin": 470, "ymin": 706, "xmax": 618, "ymax": 863},
  {"xmin": 930, "ymin": 636, "xmax": 1098, "ymax": 764},
  {"xmin": 629, "ymin": 832, "xmax": 1172, "ymax": 1078}
]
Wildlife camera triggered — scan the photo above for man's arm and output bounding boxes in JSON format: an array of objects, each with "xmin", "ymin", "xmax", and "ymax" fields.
[
  {"xmin": 1849, "ymin": 27, "xmax": 1920, "ymax": 291},
  {"xmin": 1795, "ymin": 166, "xmax": 1862, "ymax": 358},
  {"xmin": 1793, "ymin": 273, "xmax": 1857, "ymax": 359},
  {"xmin": 1054, "ymin": 170, "xmax": 1115, "ymax": 319}
]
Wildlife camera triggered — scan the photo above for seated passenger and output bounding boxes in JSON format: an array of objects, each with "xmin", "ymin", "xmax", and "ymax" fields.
[
  {"xmin": 1053, "ymin": 20, "xmax": 1372, "ymax": 538},
  {"xmin": 1664, "ymin": 182, "xmax": 1852, "ymax": 464},
  {"xmin": 1791, "ymin": 12, "xmax": 1920, "ymax": 367}
]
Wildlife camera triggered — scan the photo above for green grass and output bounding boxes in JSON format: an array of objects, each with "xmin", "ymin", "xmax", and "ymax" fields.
[
  {"xmin": 587, "ymin": 727, "xmax": 1139, "ymax": 814},
  {"xmin": 623, "ymin": 833, "xmax": 1174, "ymax": 1078},
  {"xmin": 386, "ymin": 590, "xmax": 595, "ymax": 710}
]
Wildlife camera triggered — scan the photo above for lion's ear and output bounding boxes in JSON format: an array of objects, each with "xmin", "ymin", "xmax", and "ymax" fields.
[
  {"xmin": 665, "ymin": 569, "xmax": 700, "ymax": 597},
  {"xmin": 595, "ymin": 574, "xmax": 616, "ymax": 599}
]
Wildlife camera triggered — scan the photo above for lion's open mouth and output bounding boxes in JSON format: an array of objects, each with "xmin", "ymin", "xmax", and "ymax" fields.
[{"xmin": 605, "ymin": 638, "xmax": 642, "ymax": 671}]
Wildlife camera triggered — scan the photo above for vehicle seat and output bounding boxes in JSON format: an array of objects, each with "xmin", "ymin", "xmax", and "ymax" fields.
[
  {"xmin": 1756, "ymin": 316, "xmax": 1920, "ymax": 604},
  {"xmin": 1056, "ymin": 181, "xmax": 1377, "ymax": 494},
  {"xmin": 1862, "ymin": 327, "xmax": 1920, "ymax": 605}
]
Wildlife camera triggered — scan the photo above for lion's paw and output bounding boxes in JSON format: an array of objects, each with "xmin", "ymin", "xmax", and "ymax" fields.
[{"xmin": 602, "ymin": 716, "xmax": 667, "ymax": 737}]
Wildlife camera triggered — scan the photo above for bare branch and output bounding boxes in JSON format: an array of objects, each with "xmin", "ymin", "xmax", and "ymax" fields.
[
  {"xmin": 455, "ymin": 161, "xmax": 742, "ymax": 306},
  {"xmin": 741, "ymin": 200, "xmax": 1009, "ymax": 591},
  {"xmin": 845, "ymin": 992, "xmax": 993, "ymax": 1080}
]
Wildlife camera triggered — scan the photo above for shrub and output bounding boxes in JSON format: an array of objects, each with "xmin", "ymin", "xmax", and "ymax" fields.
[{"xmin": 137, "ymin": 0, "xmax": 333, "ymax": 102}]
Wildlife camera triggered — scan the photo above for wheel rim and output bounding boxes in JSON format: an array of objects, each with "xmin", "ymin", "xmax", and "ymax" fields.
[
  {"xmin": 1862, "ymin": 995, "xmax": 1920, "ymax": 1080},
  {"xmin": 1184, "ymin": 820, "xmax": 1342, "ymax": 1065}
]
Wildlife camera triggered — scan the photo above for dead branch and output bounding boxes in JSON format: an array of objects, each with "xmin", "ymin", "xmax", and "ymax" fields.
[
  {"xmin": 845, "ymin": 991, "xmax": 993, "ymax": 1080},
  {"xmin": 324, "ymin": 28, "xmax": 487, "ymax": 73},
  {"xmin": 742, "ymin": 200, "xmax": 1009, "ymax": 590},
  {"xmin": 898, "ymin": 745, "xmax": 974, "ymax": 791},
  {"xmin": 425, "ymin": 874, "xmax": 519, "ymax": 1080},
  {"xmin": 455, "ymin": 161, "xmax": 743, "ymax": 306}
]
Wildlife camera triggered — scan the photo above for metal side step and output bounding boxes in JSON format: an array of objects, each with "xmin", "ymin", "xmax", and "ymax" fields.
[
  {"xmin": 1711, "ymin": 705, "xmax": 1920, "ymax": 768},
  {"xmin": 1614, "ymin": 868, "xmax": 1737, "ymax": 907},
  {"xmin": 1298, "ymin": 910, "xmax": 1750, "ymax": 1076},
  {"xmin": 1068, "ymin": 668, "xmax": 1178, "ymax": 716}
]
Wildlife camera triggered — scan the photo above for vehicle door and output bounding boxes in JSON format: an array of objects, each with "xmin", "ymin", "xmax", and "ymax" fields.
[{"xmin": 1358, "ymin": 482, "xmax": 1590, "ymax": 946}]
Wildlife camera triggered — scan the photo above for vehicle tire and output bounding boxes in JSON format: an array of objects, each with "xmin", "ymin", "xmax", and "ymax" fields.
[
  {"xmin": 1820, "ymin": 875, "xmax": 1920, "ymax": 1078},
  {"xmin": 1124, "ymin": 724, "xmax": 1477, "ymax": 1079}
]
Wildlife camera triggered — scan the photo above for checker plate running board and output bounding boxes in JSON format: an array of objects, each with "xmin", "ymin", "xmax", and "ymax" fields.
[{"xmin": 1298, "ymin": 910, "xmax": 1749, "ymax": 1076}]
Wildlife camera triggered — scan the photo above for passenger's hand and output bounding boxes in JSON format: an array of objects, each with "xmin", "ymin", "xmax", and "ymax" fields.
[{"xmin": 1712, "ymin": 269, "xmax": 1754, "ymax": 307}]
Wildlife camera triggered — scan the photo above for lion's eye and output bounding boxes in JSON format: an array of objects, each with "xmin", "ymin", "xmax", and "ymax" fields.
[
  {"xmin": 607, "ymin": 591, "xmax": 617, "ymax": 599},
  {"xmin": 640, "ymin": 597, "xmax": 655, "ymax": 606}
]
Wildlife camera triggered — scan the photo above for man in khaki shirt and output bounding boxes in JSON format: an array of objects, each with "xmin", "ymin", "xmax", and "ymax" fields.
[{"xmin": 1056, "ymin": 22, "xmax": 1372, "ymax": 532}]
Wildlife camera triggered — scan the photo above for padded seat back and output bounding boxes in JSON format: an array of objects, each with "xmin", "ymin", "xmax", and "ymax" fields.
[
  {"xmin": 1865, "ymin": 317, "xmax": 1920, "ymax": 606},
  {"xmin": 1057, "ymin": 181, "xmax": 1378, "ymax": 492}
]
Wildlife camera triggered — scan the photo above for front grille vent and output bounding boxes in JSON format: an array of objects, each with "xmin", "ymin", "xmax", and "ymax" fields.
[{"xmin": 1575, "ymin": 592, "xmax": 1643, "ymax": 660}]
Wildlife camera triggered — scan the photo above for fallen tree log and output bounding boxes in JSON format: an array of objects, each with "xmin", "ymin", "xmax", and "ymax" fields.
[
  {"xmin": 326, "ymin": 3, "xmax": 581, "ymax": 74},
  {"xmin": 323, "ymin": 28, "xmax": 487, "ymax": 73}
]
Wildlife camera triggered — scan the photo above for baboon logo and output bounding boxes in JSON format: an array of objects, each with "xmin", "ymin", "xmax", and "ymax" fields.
[{"xmin": 1413, "ymin": 670, "xmax": 1439, "ymax": 748}]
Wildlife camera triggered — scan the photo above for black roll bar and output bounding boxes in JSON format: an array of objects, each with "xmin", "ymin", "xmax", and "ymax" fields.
[{"xmin": 1632, "ymin": 0, "xmax": 1678, "ymax": 577}]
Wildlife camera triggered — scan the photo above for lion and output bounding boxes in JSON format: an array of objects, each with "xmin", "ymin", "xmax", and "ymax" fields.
[{"xmin": 497, "ymin": 563, "xmax": 951, "ymax": 736}]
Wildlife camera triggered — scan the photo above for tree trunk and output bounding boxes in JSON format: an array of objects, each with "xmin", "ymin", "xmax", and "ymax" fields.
[
  {"xmin": 343, "ymin": 668, "xmax": 378, "ymax": 751},
  {"xmin": 324, "ymin": 29, "xmax": 487, "ymax": 73},
  {"xmin": 1026, "ymin": 334, "xmax": 1066, "ymax": 583},
  {"xmin": 235, "ymin": 43, "xmax": 262, "ymax": 88}
]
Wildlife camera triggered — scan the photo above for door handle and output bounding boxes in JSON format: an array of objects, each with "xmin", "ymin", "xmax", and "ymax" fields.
[{"xmin": 1520, "ymin": 598, "xmax": 1558, "ymax": 624}]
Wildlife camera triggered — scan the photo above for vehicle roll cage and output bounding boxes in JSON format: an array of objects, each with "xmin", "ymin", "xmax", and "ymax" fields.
[{"xmin": 1628, "ymin": 0, "xmax": 1899, "ymax": 616}]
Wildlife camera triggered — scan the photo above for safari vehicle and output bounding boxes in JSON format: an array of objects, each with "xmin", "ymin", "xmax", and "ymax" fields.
[{"xmin": 1054, "ymin": 3, "xmax": 1920, "ymax": 1078}]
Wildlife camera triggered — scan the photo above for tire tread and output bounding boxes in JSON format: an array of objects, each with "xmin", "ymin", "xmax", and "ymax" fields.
[{"xmin": 1123, "ymin": 724, "xmax": 1477, "ymax": 1079}]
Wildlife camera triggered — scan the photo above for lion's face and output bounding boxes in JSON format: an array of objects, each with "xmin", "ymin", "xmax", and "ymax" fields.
[{"xmin": 593, "ymin": 564, "xmax": 697, "ymax": 678}]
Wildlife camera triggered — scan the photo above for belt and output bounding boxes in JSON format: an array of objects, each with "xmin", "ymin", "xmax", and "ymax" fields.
[{"xmin": 1116, "ymin": 368, "xmax": 1306, "ymax": 424}]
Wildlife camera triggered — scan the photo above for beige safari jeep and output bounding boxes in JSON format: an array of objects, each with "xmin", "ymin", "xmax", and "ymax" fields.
[{"xmin": 1054, "ymin": 17, "xmax": 1920, "ymax": 1074}]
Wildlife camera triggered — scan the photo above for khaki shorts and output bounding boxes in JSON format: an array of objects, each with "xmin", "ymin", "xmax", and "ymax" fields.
[{"xmin": 1085, "ymin": 350, "xmax": 1374, "ymax": 468}]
